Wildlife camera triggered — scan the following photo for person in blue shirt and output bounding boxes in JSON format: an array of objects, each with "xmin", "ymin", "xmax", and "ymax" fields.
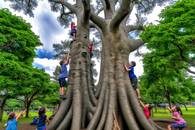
[
  {"xmin": 5, "ymin": 110, "xmax": 26, "ymax": 130},
  {"xmin": 36, "ymin": 107, "xmax": 48, "ymax": 130},
  {"xmin": 58, "ymin": 53, "xmax": 70, "ymax": 99},
  {"xmin": 124, "ymin": 61, "xmax": 141, "ymax": 99}
]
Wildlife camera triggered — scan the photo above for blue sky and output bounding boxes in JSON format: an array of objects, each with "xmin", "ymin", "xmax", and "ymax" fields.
[
  {"xmin": 0, "ymin": 1, "xmax": 70, "ymax": 76},
  {"xmin": 0, "ymin": 1, "xmax": 165, "ymax": 78}
]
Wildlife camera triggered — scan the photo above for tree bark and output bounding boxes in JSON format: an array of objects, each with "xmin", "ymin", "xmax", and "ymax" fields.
[{"xmin": 48, "ymin": 0, "xmax": 160, "ymax": 129}]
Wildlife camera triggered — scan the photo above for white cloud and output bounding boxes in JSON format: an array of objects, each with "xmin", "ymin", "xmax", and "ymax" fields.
[{"xmin": 33, "ymin": 58, "xmax": 59, "ymax": 76}]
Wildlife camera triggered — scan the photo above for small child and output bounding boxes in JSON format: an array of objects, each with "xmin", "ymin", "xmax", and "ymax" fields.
[
  {"xmin": 36, "ymin": 107, "xmax": 48, "ymax": 130},
  {"xmin": 70, "ymin": 22, "xmax": 77, "ymax": 40},
  {"xmin": 124, "ymin": 61, "xmax": 141, "ymax": 99},
  {"xmin": 58, "ymin": 53, "xmax": 70, "ymax": 99},
  {"xmin": 88, "ymin": 42, "xmax": 93, "ymax": 58},
  {"xmin": 139, "ymin": 100, "xmax": 152, "ymax": 119},
  {"xmin": 167, "ymin": 105, "xmax": 186, "ymax": 130},
  {"xmin": 5, "ymin": 110, "xmax": 25, "ymax": 130}
]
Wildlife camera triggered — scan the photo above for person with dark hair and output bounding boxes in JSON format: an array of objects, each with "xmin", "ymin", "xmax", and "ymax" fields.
[
  {"xmin": 139, "ymin": 100, "xmax": 153, "ymax": 120},
  {"xmin": 167, "ymin": 105, "xmax": 186, "ymax": 130},
  {"xmin": 5, "ymin": 110, "xmax": 25, "ymax": 130},
  {"xmin": 88, "ymin": 41, "xmax": 93, "ymax": 58},
  {"xmin": 124, "ymin": 61, "xmax": 141, "ymax": 99},
  {"xmin": 70, "ymin": 22, "xmax": 77, "ymax": 40},
  {"xmin": 36, "ymin": 107, "xmax": 48, "ymax": 130},
  {"xmin": 58, "ymin": 53, "xmax": 70, "ymax": 99}
]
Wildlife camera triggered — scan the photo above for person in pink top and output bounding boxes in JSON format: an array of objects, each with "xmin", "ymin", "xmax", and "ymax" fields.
[{"xmin": 167, "ymin": 105, "xmax": 186, "ymax": 130}]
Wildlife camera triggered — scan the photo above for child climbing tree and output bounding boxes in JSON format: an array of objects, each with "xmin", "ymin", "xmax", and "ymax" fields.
[{"xmin": 5, "ymin": 0, "xmax": 176, "ymax": 130}]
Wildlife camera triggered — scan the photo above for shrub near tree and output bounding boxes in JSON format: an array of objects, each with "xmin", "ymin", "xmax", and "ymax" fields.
[{"xmin": 141, "ymin": 0, "xmax": 195, "ymax": 106}]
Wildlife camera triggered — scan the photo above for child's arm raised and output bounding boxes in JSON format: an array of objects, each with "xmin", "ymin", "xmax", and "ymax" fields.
[
  {"xmin": 167, "ymin": 106, "xmax": 172, "ymax": 113},
  {"xmin": 64, "ymin": 52, "xmax": 70, "ymax": 64},
  {"xmin": 16, "ymin": 110, "xmax": 26, "ymax": 120},
  {"xmin": 139, "ymin": 100, "xmax": 145, "ymax": 108}
]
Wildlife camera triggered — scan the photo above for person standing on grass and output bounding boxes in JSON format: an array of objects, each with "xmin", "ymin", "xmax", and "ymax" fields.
[
  {"xmin": 5, "ymin": 110, "xmax": 26, "ymax": 130},
  {"xmin": 36, "ymin": 107, "xmax": 48, "ymax": 130},
  {"xmin": 167, "ymin": 105, "xmax": 186, "ymax": 130},
  {"xmin": 58, "ymin": 53, "xmax": 70, "ymax": 99},
  {"xmin": 124, "ymin": 61, "xmax": 141, "ymax": 99}
]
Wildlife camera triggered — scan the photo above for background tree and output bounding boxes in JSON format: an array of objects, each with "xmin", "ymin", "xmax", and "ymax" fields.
[
  {"xmin": 140, "ymin": 0, "xmax": 195, "ymax": 107},
  {"xmin": 0, "ymin": 9, "xmax": 54, "ymax": 120},
  {"xmin": 15, "ymin": 68, "xmax": 53, "ymax": 118}
]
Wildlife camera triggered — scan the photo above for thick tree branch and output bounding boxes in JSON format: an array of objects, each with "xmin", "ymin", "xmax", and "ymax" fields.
[
  {"xmin": 52, "ymin": 0, "xmax": 77, "ymax": 14},
  {"xmin": 89, "ymin": 22, "xmax": 102, "ymax": 33},
  {"xmin": 82, "ymin": 0, "xmax": 90, "ymax": 23},
  {"xmin": 101, "ymin": 0, "xmax": 111, "ymax": 10},
  {"xmin": 126, "ymin": 24, "xmax": 145, "ymax": 32},
  {"xmin": 186, "ymin": 68, "xmax": 195, "ymax": 75},
  {"xmin": 128, "ymin": 39, "xmax": 144, "ymax": 52},
  {"xmin": 174, "ymin": 44, "xmax": 195, "ymax": 66},
  {"xmin": 96, "ymin": 7, "xmax": 104, "ymax": 15},
  {"xmin": 90, "ymin": 12, "xmax": 107, "ymax": 31},
  {"xmin": 110, "ymin": 0, "xmax": 134, "ymax": 32}
]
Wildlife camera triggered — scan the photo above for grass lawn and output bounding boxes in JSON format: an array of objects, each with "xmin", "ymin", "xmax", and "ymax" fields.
[
  {"xmin": 0, "ymin": 107, "xmax": 195, "ymax": 129},
  {"xmin": 0, "ymin": 111, "xmax": 53, "ymax": 126},
  {"xmin": 152, "ymin": 106, "xmax": 195, "ymax": 129}
]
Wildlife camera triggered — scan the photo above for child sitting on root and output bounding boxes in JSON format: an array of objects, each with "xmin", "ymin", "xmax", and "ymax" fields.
[{"xmin": 167, "ymin": 105, "xmax": 186, "ymax": 130}]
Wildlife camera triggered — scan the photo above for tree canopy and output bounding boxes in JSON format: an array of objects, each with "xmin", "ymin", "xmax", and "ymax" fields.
[
  {"xmin": 0, "ymin": 9, "xmax": 56, "ymax": 119},
  {"xmin": 0, "ymin": 9, "xmax": 40, "ymax": 64},
  {"xmin": 140, "ymin": 0, "xmax": 195, "ymax": 105}
]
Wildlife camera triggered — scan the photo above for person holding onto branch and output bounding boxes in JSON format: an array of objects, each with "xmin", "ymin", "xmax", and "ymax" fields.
[
  {"xmin": 70, "ymin": 22, "xmax": 77, "ymax": 40},
  {"xmin": 5, "ymin": 110, "xmax": 26, "ymax": 130},
  {"xmin": 58, "ymin": 53, "xmax": 70, "ymax": 99},
  {"xmin": 124, "ymin": 61, "xmax": 141, "ymax": 99},
  {"xmin": 139, "ymin": 100, "xmax": 153, "ymax": 120},
  {"xmin": 88, "ymin": 41, "xmax": 93, "ymax": 58}
]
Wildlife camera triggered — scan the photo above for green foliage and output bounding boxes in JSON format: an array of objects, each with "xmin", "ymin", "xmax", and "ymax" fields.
[
  {"xmin": 140, "ymin": 0, "xmax": 195, "ymax": 104},
  {"xmin": 0, "ymin": 9, "xmax": 59, "ymax": 116},
  {"xmin": 0, "ymin": 9, "xmax": 40, "ymax": 64}
]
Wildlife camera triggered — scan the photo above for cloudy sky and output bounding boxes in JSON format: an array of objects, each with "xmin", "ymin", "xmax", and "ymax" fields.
[
  {"xmin": 0, "ymin": 1, "xmax": 70, "ymax": 76},
  {"xmin": 0, "ymin": 1, "xmax": 164, "ymax": 79}
]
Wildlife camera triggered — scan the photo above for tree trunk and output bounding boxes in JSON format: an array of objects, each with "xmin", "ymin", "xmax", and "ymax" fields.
[
  {"xmin": 48, "ymin": 23, "xmax": 158, "ymax": 129},
  {"xmin": 0, "ymin": 98, "xmax": 6, "ymax": 121},
  {"xmin": 48, "ymin": 0, "xmax": 159, "ymax": 129},
  {"xmin": 183, "ymin": 104, "xmax": 188, "ymax": 111},
  {"xmin": 24, "ymin": 98, "xmax": 31, "ymax": 118}
]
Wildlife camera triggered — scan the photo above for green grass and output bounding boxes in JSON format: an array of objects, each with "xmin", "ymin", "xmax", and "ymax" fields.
[
  {"xmin": 0, "ymin": 111, "xmax": 53, "ymax": 126},
  {"xmin": 152, "ymin": 106, "xmax": 195, "ymax": 128},
  {"xmin": 1, "ymin": 107, "xmax": 195, "ymax": 128}
]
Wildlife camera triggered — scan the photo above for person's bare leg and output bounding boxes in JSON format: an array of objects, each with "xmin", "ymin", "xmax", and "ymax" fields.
[
  {"xmin": 167, "ymin": 124, "xmax": 172, "ymax": 130},
  {"xmin": 61, "ymin": 87, "xmax": 64, "ymax": 95},
  {"xmin": 136, "ymin": 88, "xmax": 141, "ymax": 99}
]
